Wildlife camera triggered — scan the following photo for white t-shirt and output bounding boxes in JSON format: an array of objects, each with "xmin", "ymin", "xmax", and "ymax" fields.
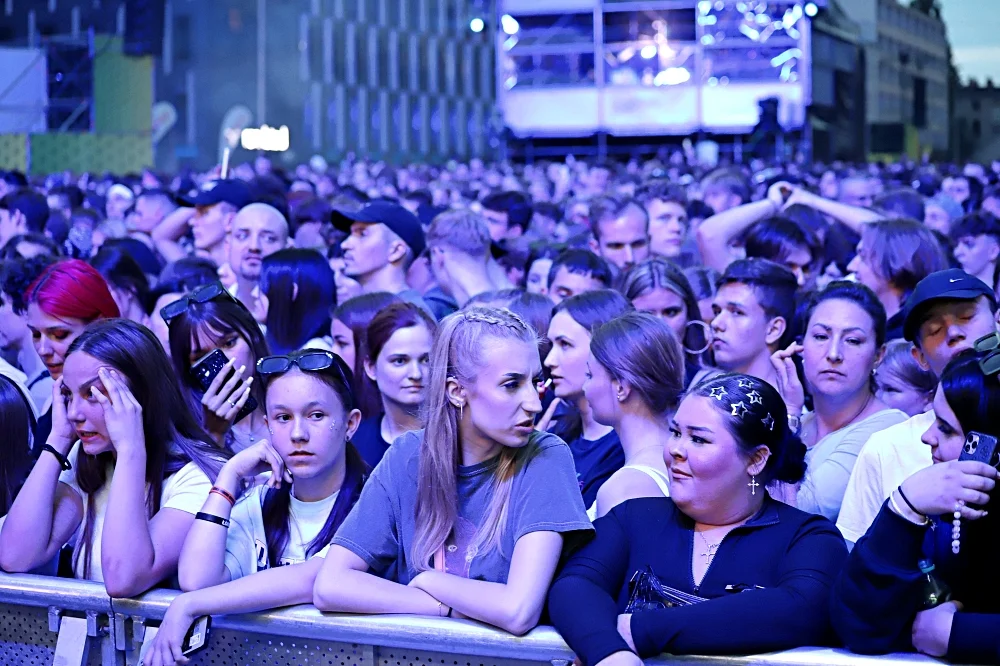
[
  {"xmin": 58, "ymin": 443, "xmax": 212, "ymax": 582},
  {"xmin": 223, "ymin": 484, "xmax": 339, "ymax": 581},
  {"xmin": 835, "ymin": 411, "xmax": 935, "ymax": 544}
]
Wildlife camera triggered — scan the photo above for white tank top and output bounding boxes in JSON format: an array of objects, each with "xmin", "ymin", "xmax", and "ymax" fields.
[{"xmin": 586, "ymin": 465, "xmax": 671, "ymax": 521}]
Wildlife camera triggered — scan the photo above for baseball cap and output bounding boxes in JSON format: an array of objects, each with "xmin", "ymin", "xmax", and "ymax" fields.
[
  {"xmin": 902, "ymin": 269, "xmax": 997, "ymax": 342},
  {"xmin": 179, "ymin": 179, "xmax": 252, "ymax": 209},
  {"xmin": 333, "ymin": 201, "xmax": 426, "ymax": 256}
]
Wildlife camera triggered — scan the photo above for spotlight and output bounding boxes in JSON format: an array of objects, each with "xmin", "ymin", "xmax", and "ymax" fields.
[
  {"xmin": 641, "ymin": 44, "xmax": 657, "ymax": 59},
  {"xmin": 470, "ymin": 17, "xmax": 484, "ymax": 33},
  {"xmin": 500, "ymin": 14, "xmax": 519, "ymax": 35},
  {"xmin": 805, "ymin": 2, "xmax": 818, "ymax": 17}
]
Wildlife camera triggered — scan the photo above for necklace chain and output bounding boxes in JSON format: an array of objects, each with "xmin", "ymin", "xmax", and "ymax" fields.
[{"xmin": 698, "ymin": 531, "xmax": 722, "ymax": 561}]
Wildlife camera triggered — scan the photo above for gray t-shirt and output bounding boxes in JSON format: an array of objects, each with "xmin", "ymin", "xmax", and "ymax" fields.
[{"xmin": 331, "ymin": 429, "xmax": 593, "ymax": 584}]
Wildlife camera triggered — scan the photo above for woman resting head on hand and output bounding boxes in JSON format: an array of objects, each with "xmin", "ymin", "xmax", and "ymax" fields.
[
  {"xmin": 832, "ymin": 350, "xmax": 1000, "ymax": 664},
  {"xmin": 0, "ymin": 319, "xmax": 225, "ymax": 597},
  {"xmin": 146, "ymin": 350, "xmax": 367, "ymax": 666},
  {"xmin": 313, "ymin": 306, "xmax": 593, "ymax": 635},
  {"xmin": 549, "ymin": 373, "xmax": 849, "ymax": 666}
]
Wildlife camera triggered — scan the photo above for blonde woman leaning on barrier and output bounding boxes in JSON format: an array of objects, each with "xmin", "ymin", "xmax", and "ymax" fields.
[{"xmin": 313, "ymin": 307, "xmax": 593, "ymax": 635}]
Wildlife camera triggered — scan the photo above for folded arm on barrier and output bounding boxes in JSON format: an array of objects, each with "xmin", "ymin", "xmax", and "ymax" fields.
[{"xmin": 0, "ymin": 572, "xmax": 975, "ymax": 666}]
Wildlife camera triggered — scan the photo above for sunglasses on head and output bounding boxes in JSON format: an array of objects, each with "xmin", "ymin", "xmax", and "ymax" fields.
[
  {"xmin": 257, "ymin": 350, "xmax": 348, "ymax": 380},
  {"xmin": 974, "ymin": 333, "xmax": 1000, "ymax": 377},
  {"xmin": 160, "ymin": 281, "xmax": 238, "ymax": 323}
]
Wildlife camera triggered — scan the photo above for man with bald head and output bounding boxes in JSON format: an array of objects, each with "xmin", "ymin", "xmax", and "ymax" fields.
[{"xmin": 227, "ymin": 202, "xmax": 289, "ymax": 311}]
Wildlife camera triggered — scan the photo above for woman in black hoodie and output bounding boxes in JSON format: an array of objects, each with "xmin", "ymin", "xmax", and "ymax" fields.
[{"xmin": 831, "ymin": 350, "xmax": 1000, "ymax": 664}]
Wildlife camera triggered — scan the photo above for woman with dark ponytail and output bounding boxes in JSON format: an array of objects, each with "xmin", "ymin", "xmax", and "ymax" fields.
[
  {"xmin": 145, "ymin": 349, "xmax": 366, "ymax": 666},
  {"xmin": 549, "ymin": 373, "xmax": 848, "ymax": 665}
]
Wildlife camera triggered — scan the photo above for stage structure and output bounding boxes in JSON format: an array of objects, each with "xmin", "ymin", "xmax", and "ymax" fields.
[{"xmin": 496, "ymin": 0, "xmax": 826, "ymax": 158}]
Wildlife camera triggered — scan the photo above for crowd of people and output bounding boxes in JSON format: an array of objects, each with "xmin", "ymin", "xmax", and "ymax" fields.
[{"xmin": 0, "ymin": 153, "xmax": 999, "ymax": 666}]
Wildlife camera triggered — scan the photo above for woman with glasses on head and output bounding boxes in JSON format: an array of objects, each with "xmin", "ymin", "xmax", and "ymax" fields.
[
  {"xmin": 145, "ymin": 350, "xmax": 367, "ymax": 666},
  {"xmin": 548, "ymin": 374, "xmax": 847, "ymax": 665},
  {"xmin": 620, "ymin": 259, "xmax": 713, "ymax": 387},
  {"xmin": 0, "ymin": 320, "xmax": 226, "ymax": 596},
  {"xmin": 162, "ymin": 281, "xmax": 270, "ymax": 451},
  {"xmin": 313, "ymin": 307, "xmax": 592, "ymax": 635}
]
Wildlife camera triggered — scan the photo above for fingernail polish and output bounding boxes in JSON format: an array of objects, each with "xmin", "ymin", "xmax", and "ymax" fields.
[{"xmin": 239, "ymin": 365, "xmax": 246, "ymax": 374}]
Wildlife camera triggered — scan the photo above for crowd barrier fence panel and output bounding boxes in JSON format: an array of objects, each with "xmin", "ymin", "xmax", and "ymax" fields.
[{"xmin": 0, "ymin": 573, "xmax": 961, "ymax": 666}]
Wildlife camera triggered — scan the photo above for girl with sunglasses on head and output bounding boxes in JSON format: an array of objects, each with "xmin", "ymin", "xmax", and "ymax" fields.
[
  {"xmin": 313, "ymin": 307, "xmax": 592, "ymax": 635},
  {"xmin": 162, "ymin": 281, "xmax": 270, "ymax": 451},
  {"xmin": 352, "ymin": 302, "xmax": 437, "ymax": 468},
  {"xmin": 0, "ymin": 320, "xmax": 226, "ymax": 596},
  {"xmin": 145, "ymin": 351, "xmax": 366, "ymax": 666}
]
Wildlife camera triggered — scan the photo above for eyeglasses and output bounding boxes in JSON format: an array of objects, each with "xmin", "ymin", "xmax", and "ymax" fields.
[
  {"xmin": 257, "ymin": 350, "xmax": 345, "ymax": 378},
  {"xmin": 160, "ymin": 281, "xmax": 238, "ymax": 323}
]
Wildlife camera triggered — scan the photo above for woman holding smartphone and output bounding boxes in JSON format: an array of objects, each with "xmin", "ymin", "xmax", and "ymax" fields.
[
  {"xmin": 144, "ymin": 350, "xmax": 367, "ymax": 666},
  {"xmin": 162, "ymin": 281, "xmax": 270, "ymax": 451},
  {"xmin": 832, "ymin": 351, "xmax": 1000, "ymax": 663},
  {"xmin": 0, "ymin": 319, "xmax": 226, "ymax": 596},
  {"xmin": 313, "ymin": 307, "xmax": 592, "ymax": 635}
]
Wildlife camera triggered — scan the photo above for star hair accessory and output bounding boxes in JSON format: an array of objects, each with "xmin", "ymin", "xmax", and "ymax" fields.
[
  {"xmin": 747, "ymin": 390, "xmax": 763, "ymax": 405},
  {"xmin": 737, "ymin": 378, "xmax": 755, "ymax": 389},
  {"xmin": 761, "ymin": 413, "xmax": 775, "ymax": 431},
  {"xmin": 709, "ymin": 386, "xmax": 728, "ymax": 401},
  {"xmin": 730, "ymin": 401, "xmax": 749, "ymax": 418}
]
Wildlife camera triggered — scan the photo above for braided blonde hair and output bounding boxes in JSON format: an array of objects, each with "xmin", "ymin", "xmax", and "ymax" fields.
[{"xmin": 413, "ymin": 306, "xmax": 541, "ymax": 572}]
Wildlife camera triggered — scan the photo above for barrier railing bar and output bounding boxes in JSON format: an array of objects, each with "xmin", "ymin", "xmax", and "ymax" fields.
[{"xmin": 0, "ymin": 573, "xmax": 964, "ymax": 666}]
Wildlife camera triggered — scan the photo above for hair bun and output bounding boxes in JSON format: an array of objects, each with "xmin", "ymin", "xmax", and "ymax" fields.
[{"xmin": 771, "ymin": 429, "xmax": 807, "ymax": 485}]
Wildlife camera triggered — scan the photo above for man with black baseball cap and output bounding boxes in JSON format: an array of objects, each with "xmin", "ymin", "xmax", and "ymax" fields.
[
  {"xmin": 837, "ymin": 268, "xmax": 999, "ymax": 545},
  {"xmin": 152, "ymin": 179, "xmax": 252, "ymax": 265},
  {"xmin": 336, "ymin": 201, "xmax": 429, "ymax": 309}
]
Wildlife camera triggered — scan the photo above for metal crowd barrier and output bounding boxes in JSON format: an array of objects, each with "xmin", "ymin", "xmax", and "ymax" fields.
[{"xmin": 0, "ymin": 572, "xmax": 955, "ymax": 666}]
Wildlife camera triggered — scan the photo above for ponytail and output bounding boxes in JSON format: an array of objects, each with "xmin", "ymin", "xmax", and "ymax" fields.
[{"xmin": 770, "ymin": 430, "xmax": 807, "ymax": 485}]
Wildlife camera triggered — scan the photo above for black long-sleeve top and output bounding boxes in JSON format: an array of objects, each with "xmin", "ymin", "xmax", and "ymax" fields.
[
  {"xmin": 831, "ymin": 500, "xmax": 1000, "ymax": 664},
  {"xmin": 547, "ymin": 495, "xmax": 848, "ymax": 665}
]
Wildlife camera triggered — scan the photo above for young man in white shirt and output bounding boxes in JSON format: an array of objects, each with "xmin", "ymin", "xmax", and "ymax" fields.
[{"xmin": 837, "ymin": 269, "xmax": 999, "ymax": 545}]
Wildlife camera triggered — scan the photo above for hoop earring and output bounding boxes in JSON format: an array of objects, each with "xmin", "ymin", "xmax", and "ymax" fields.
[{"xmin": 683, "ymin": 320, "xmax": 713, "ymax": 356}]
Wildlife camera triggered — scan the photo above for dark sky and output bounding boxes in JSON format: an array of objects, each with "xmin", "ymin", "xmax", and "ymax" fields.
[{"xmin": 938, "ymin": 0, "xmax": 1000, "ymax": 83}]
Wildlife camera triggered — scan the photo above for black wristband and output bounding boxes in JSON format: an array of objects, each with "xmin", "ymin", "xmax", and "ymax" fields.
[
  {"xmin": 195, "ymin": 512, "xmax": 231, "ymax": 528},
  {"xmin": 897, "ymin": 486, "xmax": 925, "ymax": 518},
  {"xmin": 42, "ymin": 444, "xmax": 72, "ymax": 471}
]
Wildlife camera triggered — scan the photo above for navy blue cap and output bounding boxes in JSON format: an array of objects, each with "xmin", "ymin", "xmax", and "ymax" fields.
[
  {"xmin": 179, "ymin": 179, "xmax": 252, "ymax": 209},
  {"xmin": 903, "ymin": 269, "xmax": 997, "ymax": 342},
  {"xmin": 332, "ymin": 201, "xmax": 426, "ymax": 256}
]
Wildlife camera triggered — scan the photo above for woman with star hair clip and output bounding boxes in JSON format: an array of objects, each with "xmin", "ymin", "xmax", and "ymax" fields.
[{"xmin": 549, "ymin": 372, "xmax": 848, "ymax": 664}]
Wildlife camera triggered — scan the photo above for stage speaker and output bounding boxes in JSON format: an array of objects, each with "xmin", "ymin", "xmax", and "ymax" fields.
[{"xmin": 124, "ymin": 0, "xmax": 166, "ymax": 57}]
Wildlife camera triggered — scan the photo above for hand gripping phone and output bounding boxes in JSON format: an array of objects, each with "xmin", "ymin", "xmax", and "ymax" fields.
[
  {"xmin": 182, "ymin": 615, "xmax": 211, "ymax": 656},
  {"xmin": 191, "ymin": 348, "xmax": 258, "ymax": 424},
  {"xmin": 958, "ymin": 431, "xmax": 1000, "ymax": 468}
]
